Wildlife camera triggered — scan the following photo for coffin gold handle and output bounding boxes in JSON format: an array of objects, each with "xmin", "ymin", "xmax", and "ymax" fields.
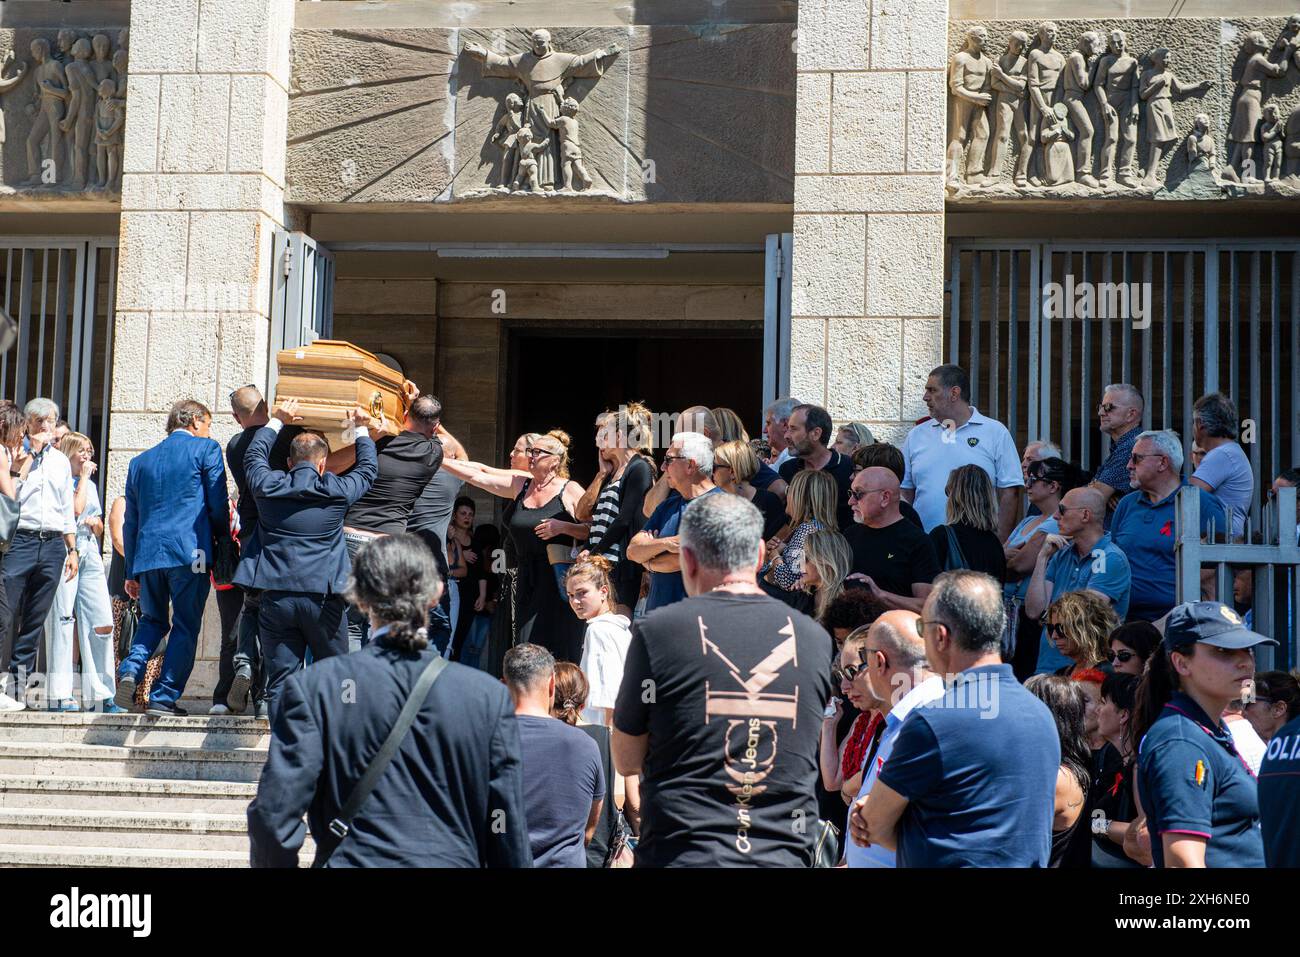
[{"xmin": 369, "ymin": 391, "xmax": 384, "ymax": 418}]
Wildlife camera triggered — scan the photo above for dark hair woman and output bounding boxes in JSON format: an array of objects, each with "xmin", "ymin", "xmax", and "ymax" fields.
[
  {"xmin": 551, "ymin": 661, "xmax": 637, "ymax": 867},
  {"xmin": 1092, "ymin": 672, "xmax": 1143, "ymax": 868},
  {"xmin": 446, "ymin": 495, "xmax": 478, "ymax": 661},
  {"xmin": 1025, "ymin": 674, "xmax": 1093, "ymax": 867},
  {"xmin": 1243, "ymin": 671, "xmax": 1300, "ymax": 742},
  {"xmin": 1131, "ymin": 602, "xmax": 1275, "ymax": 868},
  {"xmin": 1107, "ymin": 620, "xmax": 1161, "ymax": 676}
]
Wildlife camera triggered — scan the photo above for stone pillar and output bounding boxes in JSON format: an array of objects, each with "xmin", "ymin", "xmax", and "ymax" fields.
[
  {"xmin": 107, "ymin": 0, "xmax": 293, "ymax": 701},
  {"xmin": 791, "ymin": 0, "xmax": 947, "ymax": 444}
]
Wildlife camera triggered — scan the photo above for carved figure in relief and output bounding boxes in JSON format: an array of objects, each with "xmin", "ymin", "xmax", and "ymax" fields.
[
  {"xmin": 946, "ymin": 26, "xmax": 993, "ymax": 186},
  {"xmin": 0, "ymin": 51, "xmax": 27, "ymax": 149},
  {"xmin": 512, "ymin": 126, "xmax": 550, "ymax": 191},
  {"xmin": 90, "ymin": 34, "xmax": 114, "ymax": 86},
  {"xmin": 1260, "ymin": 103, "xmax": 1284, "ymax": 180},
  {"xmin": 25, "ymin": 39, "xmax": 69, "ymax": 185},
  {"xmin": 464, "ymin": 29, "xmax": 621, "ymax": 191},
  {"xmin": 113, "ymin": 47, "xmax": 128, "ymax": 98},
  {"xmin": 547, "ymin": 97, "xmax": 592, "ymax": 191},
  {"xmin": 1025, "ymin": 22, "xmax": 1066, "ymax": 187},
  {"xmin": 1094, "ymin": 29, "xmax": 1140, "ymax": 188},
  {"xmin": 987, "ymin": 30, "xmax": 1030, "ymax": 186},
  {"xmin": 93, "ymin": 78, "xmax": 124, "ymax": 190},
  {"xmin": 492, "ymin": 92, "xmax": 525, "ymax": 188},
  {"xmin": 54, "ymin": 29, "xmax": 76, "ymax": 65},
  {"xmin": 1225, "ymin": 31, "xmax": 1289, "ymax": 182},
  {"xmin": 1186, "ymin": 112, "xmax": 1218, "ymax": 171},
  {"xmin": 60, "ymin": 38, "xmax": 97, "ymax": 189},
  {"xmin": 1061, "ymin": 31, "xmax": 1101, "ymax": 188},
  {"xmin": 1039, "ymin": 101, "xmax": 1075, "ymax": 186},
  {"xmin": 1138, "ymin": 47, "xmax": 1213, "ymax": 188}
]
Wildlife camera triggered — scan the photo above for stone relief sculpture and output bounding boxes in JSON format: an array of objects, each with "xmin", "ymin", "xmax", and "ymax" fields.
[
  {"xmin": 1284, "ymin": 105, "xmax": 1300, "ymax": 175},
  {"xmin": 1261, "ymin": 103, "xmax": 1285, "ymax": 179},
  {"xmin": 1186, "ymin": 112, "xmax": 1218, "ymax": 171},
  {"xmin": 1094, "ymin": 30, "xmax": 1140, "ymax": 188},
  {"xmin": 1138, "ymin": 47, "xmax": 1213, "ymax": 188},
  {"xmin": 491, "ymin": 92, "xmax": 525, "ymax": 187},
  {"xmin": 987, "ymin": 31, "xmax": 1029, "ymax": 186},
  {"xmin": 1039, "ymin": 102, "xmax": 1075, "ymax": 185},
  {"xmin": 512, "ymin": 126, "xmax": 549, "ymax": 191},
  {"xmin": 1061, "ymin": 31, "xmax": 1101, "ymax": 187},
  {"xmin": 463, "ymin": 29, "xmax": 621, "ymax": 193},
  {"xmin": 0, "ymin": 51, "xmax": 27, "ymax": 151},
  {"xmin": 1024, "ymin": 21, "xmax": 1065, "ymax": 188},
  {"xmin": 1224, "ymin": 30, "xmax": 1291, "ymax": 183},
  {"xmin": 946, "ymin": 26, "xmax": 993, "ymax": 186},
  {"xmin": 547, "ymin": 97, "xmax": 592, "ymax": 192},
  {"xmin": 5, "ymin": 29, "xmax": 128, "ymax": 194}
]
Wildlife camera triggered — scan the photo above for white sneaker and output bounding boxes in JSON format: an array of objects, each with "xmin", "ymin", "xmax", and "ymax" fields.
[
  {"xmin": 208, "ymin": 703, "xmax": 231, "ymax": 715},
  {"xmin": 0, "ymin": 692, "xmax": 27, "ymax": 713}
]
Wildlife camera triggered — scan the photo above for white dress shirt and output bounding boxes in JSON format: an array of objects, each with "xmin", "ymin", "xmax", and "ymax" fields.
[{"xmin": 16, "ymin": 443, "xmax": 76, "ymax": 534}]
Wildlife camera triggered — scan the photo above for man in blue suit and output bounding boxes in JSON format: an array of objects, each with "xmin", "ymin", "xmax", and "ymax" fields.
[
  {"xmin": 235, "ymin": 398, "xmax": 379, "ymax": 712},
  {"xmin": 116, "ymin": 399, "xmax": 231, "ymax": 716}
]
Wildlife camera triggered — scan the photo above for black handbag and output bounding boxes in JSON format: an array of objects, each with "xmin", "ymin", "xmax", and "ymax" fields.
[
  {"xmin": 212, "ymin": 535, "xmax": 240, "ymax": 586},
  {"xmin": 812, "ymin": 819, "xmax": 842, "ymax": 868},
  {"xmin": 116, "ymin": 600, "xmax": 140, "ymax": 660}
]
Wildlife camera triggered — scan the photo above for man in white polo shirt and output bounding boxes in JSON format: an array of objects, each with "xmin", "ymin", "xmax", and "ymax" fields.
[{"xmin": 901, "ymin": 364, "xmax": 1023, "ymax": 541}]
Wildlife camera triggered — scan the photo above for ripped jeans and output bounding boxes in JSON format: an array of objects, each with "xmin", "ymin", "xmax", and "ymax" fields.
[{"xmin": 47, "ymin": 539, "xmax": 116, "ymax": 703}]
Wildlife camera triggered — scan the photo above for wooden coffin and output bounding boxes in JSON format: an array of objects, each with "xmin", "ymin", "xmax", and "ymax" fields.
[{"xmin": 274, "ymin": 340, "xmax": 408, "ymax": 449}]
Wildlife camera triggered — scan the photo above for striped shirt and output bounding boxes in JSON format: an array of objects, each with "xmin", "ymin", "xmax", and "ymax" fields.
[{"xmin": 587, "ymin": 476, "xmax": 624, "ymax": 562}]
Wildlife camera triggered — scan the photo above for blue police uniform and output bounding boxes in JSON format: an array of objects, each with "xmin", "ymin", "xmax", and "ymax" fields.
[{"xmin": 1259, "ymin": 714, "xmax": 1300, "ymax": 867}]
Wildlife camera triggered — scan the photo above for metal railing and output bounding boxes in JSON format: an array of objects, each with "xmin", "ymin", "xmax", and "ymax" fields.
[{"xmin": 1175, "ymin": 485, "xmax": 1299, "ymax": 670}]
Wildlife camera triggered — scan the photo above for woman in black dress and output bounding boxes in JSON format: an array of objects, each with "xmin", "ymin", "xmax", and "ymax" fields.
[
  {"xmin": 443, "ymin": 430, "xmax": 588, "ymax": 663},
  {"xmin": 928, "ymin": 464, "xmax": 1007, "ymax": 582}
]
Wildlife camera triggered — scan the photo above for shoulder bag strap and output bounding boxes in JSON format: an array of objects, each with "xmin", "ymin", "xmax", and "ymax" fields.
[
  {"xmin": 326, "ymin": 654, "xmax": 450, "ymax": 848},
  {"xmin": 943, "ymin": 524, "xmax": 970, "ymax": 571}
]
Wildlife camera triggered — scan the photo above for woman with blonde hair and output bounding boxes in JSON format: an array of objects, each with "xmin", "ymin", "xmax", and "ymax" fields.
[
  {"xmin": 927, "ymin": 463, "xmax": 1007, "ymax": 583},
  {"xmin": 46, "ymin": 432, "xmax": 120, "ymax": 711},
  {"xmin": 710, "ymin": 407, "xmax": 749, "ymax": 444},
  {"xmin": 442, "ymin": 428, "xmax": 587, "ymax": 662},
  {"xmin": 833, "ymin": 422, "xmax": 875, "ymax": 457},
  {"xmin": 712, "ymin": 438, "xmax": 786, "ymax": 539},
  {"xmin": 1045, "ymin": 589, "xmax": 1118, "ymax": 677},
  {"xmin": 573, "ymin": 404, "xmax": 655, "ymax": 616},
  {"xmin": 800, "ymin": 529, "xmax": 853, "ymax": 621},
  {"xmin": 762, "ymin": 469, "xmax": 837, "ymax": 595}
]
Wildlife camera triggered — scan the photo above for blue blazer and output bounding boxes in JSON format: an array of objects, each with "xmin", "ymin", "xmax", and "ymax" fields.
[
  {"xmin": 124, "ymin": 430, "xmax": 229, "ymax": 579},
  {"xmin": 233, "ymin": 425, "xmax": 377, "ymax": 595},
  {"xmin": 247, "ymin": 639, "xmax": 533, "ymax": 868}
]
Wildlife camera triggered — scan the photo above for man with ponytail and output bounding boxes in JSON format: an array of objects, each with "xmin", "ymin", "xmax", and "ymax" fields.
[
  {"xmin": 249, "ymin": 534, "xmax": 531, "ymax": 868},
  {"xmin": 1132, "ymin": 601, "xmax": 1275, "ymax": 868}
]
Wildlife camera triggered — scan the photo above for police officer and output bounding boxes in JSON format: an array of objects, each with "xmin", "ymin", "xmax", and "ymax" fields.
[{"xmin": 1132, "ymin": 602, "xmax": 1274, "ymax": 868}]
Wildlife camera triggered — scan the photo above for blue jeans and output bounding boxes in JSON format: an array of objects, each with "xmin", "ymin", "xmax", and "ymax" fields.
[
  {"xmin": 461, "ymin": 613, "xmax": 490, "ymax": 671},
  {"xmin": 118, "ymin": 565, "xmax": 211, "ymax": 708},
  {"xmin": 552, "ymin": 562, "xmax": 572, "ymax": 599}
]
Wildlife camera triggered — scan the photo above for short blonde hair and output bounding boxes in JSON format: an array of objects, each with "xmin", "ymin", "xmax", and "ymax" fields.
[
  {"xmin": 945, "ymin": 464, "xmax": 998, "ymax": 533},
  {"xmin": 787, "ymin": 469, "xmax": 839, "ymax": 531},
  {"xmin": 711, "ymin": 407, "xmax": 749, "ymax": 444},
  {"xmin": 58, "ymin": 431, "xmax": 93, "ymax": 461},
  {"xmin": 713, "ymin": 439, "xmax": 759, "ymax": 484},
  {"xmin": 803, "ymin": 529, "xmax": 852, "ymax": 619}
]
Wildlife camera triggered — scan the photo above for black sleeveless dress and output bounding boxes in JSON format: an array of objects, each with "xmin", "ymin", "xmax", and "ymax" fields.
[{"xmin": 506, "ymin": 481, "xmax": 584, "ymax": 663}]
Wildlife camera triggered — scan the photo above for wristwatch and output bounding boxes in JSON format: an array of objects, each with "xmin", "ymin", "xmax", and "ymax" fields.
[{"xmin": 1091, "ymin": 815, "xmax": 1111, "ymax": 836}]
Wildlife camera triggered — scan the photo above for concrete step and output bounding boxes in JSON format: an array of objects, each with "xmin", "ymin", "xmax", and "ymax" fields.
[
  {"xmin": 0, "ymin": 775, "xmax": 257, "ymax": 813},
  {"xmin": 0, "ymin": 807, "xmax": 254, "ymax": 852},
  {"xmin": 0, "ymin": 741, "xmax": 268, "ymax": 783},
  {"xmin": 0, "ymin": 842, "xmax": 251, "ymax": 868},
  {"xmin": 0, "ymin": 712, "xmax": 269, "ymax": 750}
]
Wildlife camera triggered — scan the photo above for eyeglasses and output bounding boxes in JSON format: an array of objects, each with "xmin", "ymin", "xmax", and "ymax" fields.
[
  {"xmin": 1108, "ymin": 649, "xmax": 1135, "ymax": 663},
  {"xmin": 1128, "ymin": 451, "xmax": 1163, "ymax": 465},
  {"xmin": 1045, "ymin": 621, "xmax": 1063, "ymax": 636},
  {"xmin": 1097, "ymin": 403, "xmax": 1118, "ymax": 414},
  {"xmin": 228, "ymin": 383, "xmax": 256, "ymax": 402},
  {"xmin": 914, "ymin": 618, "xmax": 945, "ymax": 638},
  {"xmin": 832, "ymin": 660, "xmax": 870, "ymax": 683},
  {"xmin": 1056, "ymin": 504, "xmax": 1087, "ymax": 515},
  {"xmin": 662, "ymin": 453, "xmax": 687, "ymax": 464},
  {"xmin": 525, "ymin": 447, "xmax": 556, "ymax": 459},
  {"xmin": 849, "ymin": 487, "xmax": 889, "ymax": 502}
]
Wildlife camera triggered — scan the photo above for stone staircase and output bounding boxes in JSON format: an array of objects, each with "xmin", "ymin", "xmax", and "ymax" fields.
[{"xmin": 0, "ymin": 711, "xmax": 313, "ymax": 867}]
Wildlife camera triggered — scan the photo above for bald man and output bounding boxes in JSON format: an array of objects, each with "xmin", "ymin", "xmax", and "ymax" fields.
[
  {"xmin": 1024, "ymin": 485, "xmax": 1132, "ymax": 673},
  {"xmin": 845, "ymin": 609, "xmax": 946, "ymax": 868},
  {"xmin": 842, "ymin": 467, "xmax": 941, "ymax": 614}
]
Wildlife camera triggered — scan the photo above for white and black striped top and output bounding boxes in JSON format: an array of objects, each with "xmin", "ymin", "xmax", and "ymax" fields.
[{"xmin": 587, "ymin": 476, "xmax": 624, "ymax": 562}]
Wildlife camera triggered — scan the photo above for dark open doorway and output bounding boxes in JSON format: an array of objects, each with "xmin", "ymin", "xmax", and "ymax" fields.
[{"xmin": 505, "ymin": 326, "xmax": 764, "ymax": 482}]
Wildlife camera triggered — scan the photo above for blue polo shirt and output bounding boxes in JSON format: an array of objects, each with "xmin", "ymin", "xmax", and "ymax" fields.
[
  {"xmin": 1259, "ymin": 715, "xmax": 1300, "ymax": 867},
  {"xmin": 1034, "ymin": 533, "xmax": 1133, "ymax": 673},
  {"xmin": 1111, "ymin": 484, "xmax": 1225, "ymax": 622},
  {"xmin": 877, "ymin": 664, "xmax": 1060, "ymax": 867},
  {"xmin": 1093, "ymin": 425, "xmax": 1142, "ymax": 529},
  {"xmin": 1136, "ymin": 692, "xmax": 1265, "ymax": 868},
  {"xmin": 641, "ymin": 487, "xmax": 724, "ymax": 612}
]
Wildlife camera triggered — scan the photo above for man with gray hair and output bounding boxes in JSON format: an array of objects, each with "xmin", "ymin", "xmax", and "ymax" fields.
[
  {"xmin": 1090, "ymin": 383, "xmax": 1144, "ymax": 522},
  {"xmin": 844, "ymin": 610, "xmax": 945, "ymax": 868},
  {"xmin": 1112, "ymin": 429, "xmax": 1225, "ymax": 622},
  {"xmin": 764, "ymin": 397, "xmax": 800, "ymax": 469},
  {"xmin": 0, "ymin": 398, "xmax": 78, "ymax": 712},
  {"xmin": 504, "ymin": 643, "xmax": 603, "ymax": 868},
  {"xmin": 627, "ymin": 431, "xmax": 720, "ymax": 613},
  {"xmin": 614, "ymin": 492, "xmax": 833, "ymax": 866},
  {"xmin": 849, "ymin": 570, "xmax": 1060, "ymax": 866}
]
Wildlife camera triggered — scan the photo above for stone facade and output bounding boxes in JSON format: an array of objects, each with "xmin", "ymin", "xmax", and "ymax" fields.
[{"xmin": 792, "ymin": 0, "xmax": 949, "ymax": 443}]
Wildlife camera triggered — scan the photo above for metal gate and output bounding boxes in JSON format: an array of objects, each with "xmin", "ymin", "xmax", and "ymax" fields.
[
  {"xmin": 0, "ymin": 237, "xmax": 118, "ymax": 494},
  {"xmin": 947, "ymin": 240, "xmax": 1300, "ymax": 531},
  {"xmin": 267, "ymin": 230, "xmax": 335, "ymax": 394}
]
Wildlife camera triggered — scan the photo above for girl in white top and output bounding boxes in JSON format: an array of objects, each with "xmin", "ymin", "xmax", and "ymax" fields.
[{"xmin": 565, "ymin": 554, "xmax": 631, "ymax": 727}]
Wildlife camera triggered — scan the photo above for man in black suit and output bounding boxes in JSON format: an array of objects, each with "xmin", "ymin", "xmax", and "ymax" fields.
[
  {"xmin": 233, "ymin": 399, "xmax": 379, "ymax": 713},
  {"xmin": 219, "ymin": 385, "xmax": 304, "ymax": 717},
  {"xmin": 248, "ymin": 534, "xmax": 532, "ymax": 868}
]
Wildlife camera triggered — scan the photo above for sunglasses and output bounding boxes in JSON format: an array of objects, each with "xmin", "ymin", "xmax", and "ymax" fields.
[
  {"xmin": 849, "ymin": 487, "xmax": 889, "ymax": 502},
  {"xmin": 1045, "ymin": 621, "xmax": 1064, "ymax": 636},
  {"xmin": 832, "ymin": 660, "xmax": 869, "ymax": 683},
  {"xmin": 525, "ymin": 447, "xmax": 557, "ymax": 459},
  {"xmin": 1128, "ymin": 451, "xmax": 1163, "ymax": 465},
  {"xmin": 228, "ymin": 383, "xmax": 256, "ymax": 402},
  {"xmin": 1097, "ymin": 402, "xmax": 1118, "ymax": 414},
  {"xmin": 1108, "ymin": 649, "xmax": 1135, "ymax": 663}
]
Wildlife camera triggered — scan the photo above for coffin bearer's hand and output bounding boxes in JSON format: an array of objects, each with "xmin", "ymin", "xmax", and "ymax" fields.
[
  {"xmin": 274, "ymin": 397, "xmax": 304, "ymax": 424},
  {"xmin": 367, "ymin": 412, "xmax": 388, "ymax": 441},
  {"xmin": 402, "ymin": 379, "xmax": 420, "ymax": 404},
  {"xmin": 349, "ymin": 405, "xmax": 372, "ymax": 429}
]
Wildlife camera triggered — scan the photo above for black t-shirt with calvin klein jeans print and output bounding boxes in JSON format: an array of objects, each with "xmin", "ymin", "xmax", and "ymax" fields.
[{"xmin": 614, "ymin": 592, "xmax": 833, "ymax": 867}]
